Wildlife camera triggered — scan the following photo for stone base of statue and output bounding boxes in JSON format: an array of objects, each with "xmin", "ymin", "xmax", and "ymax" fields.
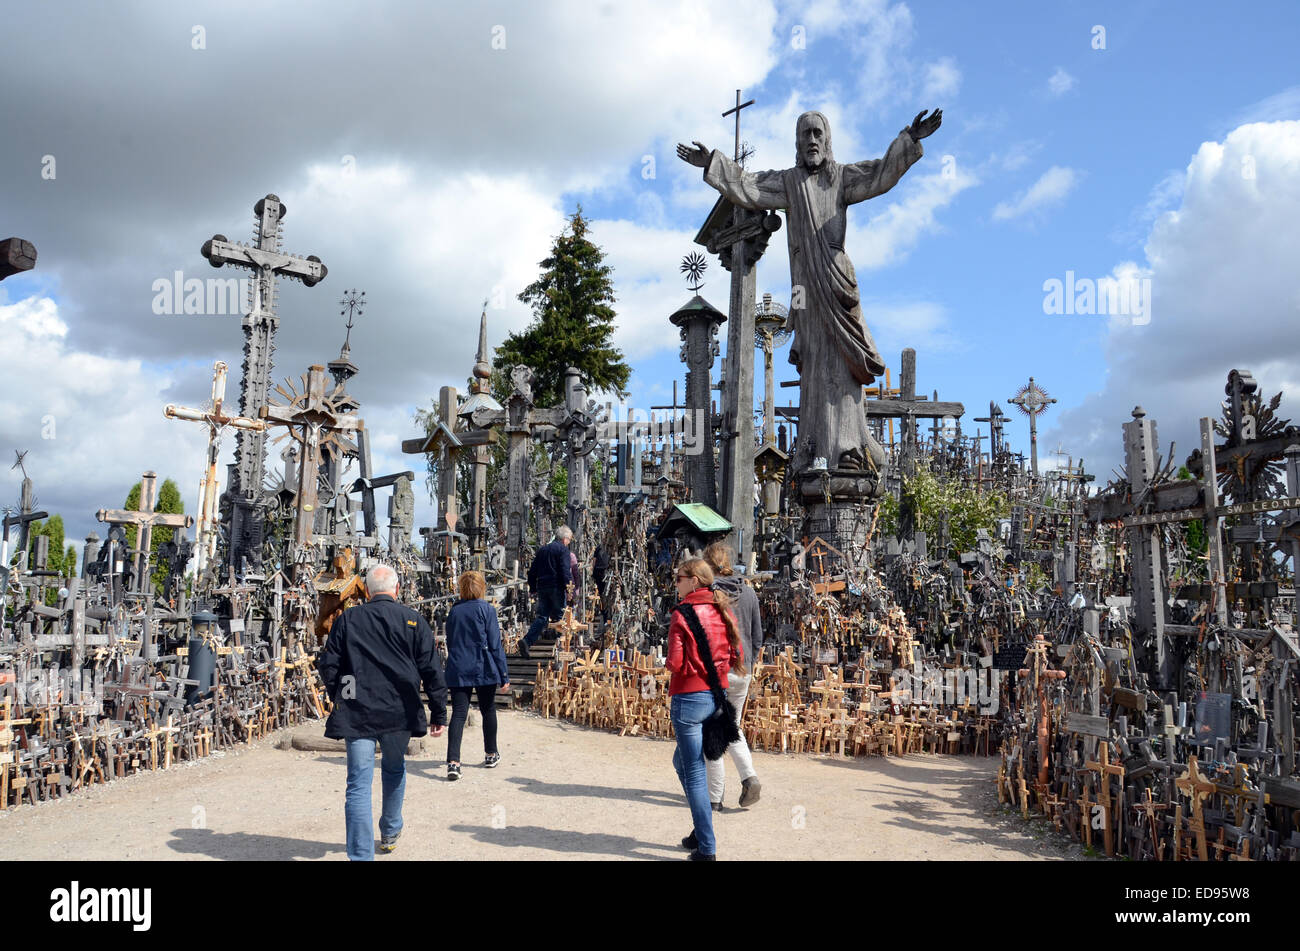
[{"xmin": 797, "ymin": 467, "xmax": 883, "ymax": 568}]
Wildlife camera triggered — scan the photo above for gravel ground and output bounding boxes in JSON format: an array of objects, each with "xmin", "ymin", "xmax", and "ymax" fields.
[{"xmin": 0, "ymin": 710, "xmax": 1087, "ymax": 861}]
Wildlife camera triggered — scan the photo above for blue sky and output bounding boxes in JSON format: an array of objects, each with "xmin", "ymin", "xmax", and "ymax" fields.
[{"xmin": 591, "ymin": 1, "xmax": 1300, "ymax": 477}]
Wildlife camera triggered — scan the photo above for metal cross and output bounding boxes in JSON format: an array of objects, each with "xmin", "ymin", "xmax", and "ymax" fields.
[
  {"xmin": 722, "ymin": 89, "xmax": 756, "ymax": 163},
  {"xmin": 1008, "ymin": 377, "xmax": 1057, "ymax": 477}
]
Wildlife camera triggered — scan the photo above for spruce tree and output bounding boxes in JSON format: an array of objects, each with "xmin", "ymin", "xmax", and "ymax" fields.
[
  {"xmin": 494, "ymin": 206, "xmax": 630, "ymax": 408},
  {"xmin": 123, "ymin": 477, "xmax": 185, "ymax": 595}
]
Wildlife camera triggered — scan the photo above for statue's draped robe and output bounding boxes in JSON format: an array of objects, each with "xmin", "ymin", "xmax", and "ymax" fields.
[{"xmin": 703, "ymin": 131, "xmax": 923, "ymax": 473}]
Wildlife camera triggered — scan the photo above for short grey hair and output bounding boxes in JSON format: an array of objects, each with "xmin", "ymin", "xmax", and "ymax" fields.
[
  {"xmin": 555, "ymin": 525, "xmax": 573, "ymax": 541},
  {"xmin": 365, "ymin": 564, "xmax": 399, "ymax": 596}
]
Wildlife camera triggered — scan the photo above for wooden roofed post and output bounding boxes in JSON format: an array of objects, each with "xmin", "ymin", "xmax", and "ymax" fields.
[{"xmin": 669, "ymin": 293, "xmax": 725, "ymax": 509}]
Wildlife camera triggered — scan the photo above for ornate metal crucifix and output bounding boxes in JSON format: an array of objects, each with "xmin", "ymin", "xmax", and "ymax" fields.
[{"xmin": 1008, "ymin": 377, "xmax": 1056, "ymax": 477}]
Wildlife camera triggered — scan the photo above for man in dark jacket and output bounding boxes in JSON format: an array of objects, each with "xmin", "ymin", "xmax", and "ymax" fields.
[
  {"xmin": 703, "ymin": 542, "xmax": 763, "ymax": 809},
  {"xmin": 317, "ymin": 564, "xmax": 448, "ymax": 860},
  {"xmin": 517, "ymin": 525, "xmax": 573, "ymax": 658}
]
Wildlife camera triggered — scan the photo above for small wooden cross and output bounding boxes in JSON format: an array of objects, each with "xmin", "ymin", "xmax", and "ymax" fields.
[
  {"xmin": 1084, "ymin": 742, "xmax": 1126, "ymax": 856},
  {"xmin": 1175, "ymin": 756, "xmax": 1216, "ymax": 862}
]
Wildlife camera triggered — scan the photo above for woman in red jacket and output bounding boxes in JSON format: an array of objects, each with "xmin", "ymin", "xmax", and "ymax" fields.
[{"xmin": 667, "ymin": 558, "xmax": 745, "ymax": 861}]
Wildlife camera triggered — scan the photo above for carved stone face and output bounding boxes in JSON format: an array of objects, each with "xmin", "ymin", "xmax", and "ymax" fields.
[{"xmin": 798, "ymin": 114, "xmax": 828, "ymax": 169}]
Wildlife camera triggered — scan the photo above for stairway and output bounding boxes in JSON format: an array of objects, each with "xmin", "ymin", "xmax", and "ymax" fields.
[{"xmin": 498, "ymin": 632, "xmax": 559, "ymax": 707}]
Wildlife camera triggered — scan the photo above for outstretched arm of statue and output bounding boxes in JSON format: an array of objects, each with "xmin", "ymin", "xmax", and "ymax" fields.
[
  {"xmin": 905, "ymin": 108, "xmax": 943, "ymax": 140},
  {"xmin": 676, "ymin": 140, "xmax": 710, "ymax": 168},
  {"xmin": 696, "ymin": 147, "xmax": 788, "ymax": 212},
  {"xmin": 842, "ymin": 115, "xmax": 932, "ymax": 206}
]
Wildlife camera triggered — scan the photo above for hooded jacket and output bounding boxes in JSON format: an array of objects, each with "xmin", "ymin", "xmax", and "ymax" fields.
[
  {"xmin": 666, "ymin": 586, "xmax": 736, "ymax": 695},
  {"xmin": 711, "ymin": 574, "xmax": 764, "ymax": 669}
]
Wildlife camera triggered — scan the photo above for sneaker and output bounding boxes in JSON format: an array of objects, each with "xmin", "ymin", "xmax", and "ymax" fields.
[
  {"xmin": 739, "ymin": 776, "xmax": 762, "ymax": 807},
  {"xmin": 681, "ymin": 831, "xmax": 697, "ymax": 851},
  {"xmin": 483, "ymin": 752, "xmax": 501, "ymax": 768},
  {"xmin": 711, "ymin": 801, "xmax": 721, "ymax": 812},
  {"xmin": 378, "ymin": 830, "xmax": 401, "ymax": 854},
  {"xmin": 687, "ymin": 849, "xmax": 716, "ymax": 861},
  {"xmin": 516, "ymin": 640, "xmax": 530, "ymax": 660},
  {"xmin": 447, "ymin": 762, "xmax": 461, "ymax": 782}
]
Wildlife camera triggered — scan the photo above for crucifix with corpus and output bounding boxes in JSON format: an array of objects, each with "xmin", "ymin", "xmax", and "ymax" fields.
[
  {"xmin": 96, "ymin": 471, "xmax": 195, "ymax": 594},
  {"xmin": 165, "ymin": 360, "xmax": 266, "ymax": 577},
  {"xmin": 259, "ymin": 364, "xmax": 363, "ymax": 560}
]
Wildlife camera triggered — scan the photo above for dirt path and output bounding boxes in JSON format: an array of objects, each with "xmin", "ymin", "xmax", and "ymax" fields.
[{"xmin": 0, "ymin": 711, "xmax": 1082, "ymax": 860}]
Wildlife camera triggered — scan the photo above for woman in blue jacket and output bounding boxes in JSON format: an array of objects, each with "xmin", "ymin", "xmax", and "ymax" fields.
[{"xmin": 443, "ymin": 571, "xmax": 510, "ymax": 780}]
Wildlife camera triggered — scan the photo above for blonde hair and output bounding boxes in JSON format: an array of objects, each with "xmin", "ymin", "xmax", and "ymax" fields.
[
  {"xmin": 459, "ymin": 570, "xmax": 486, "ymax": 601},
  {"xmin": 703, "ymin": 542, "xmax": 735, "ymax": 576},
  {"xmin": 678, "ymin": 558, "xmax": 746, "ymax": 675}
]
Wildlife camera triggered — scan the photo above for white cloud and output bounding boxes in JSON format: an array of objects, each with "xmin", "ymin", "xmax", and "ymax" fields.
[
  {"xmin": 1229, "ymin": 85, "xmax": 1300, "ymax": 128},
  {"xmin": 992, "ymin": 165, "xmax": 1080, "ymax": 221},
  {"xmin": 851, "ymin": 158, "xmax": 980, "ymax": 269},
  {"xmin": 922, "ymin": 57, "xmax": 962, "ymax": 100},
  {"xmin": 0, "ymin": 296, "xmax": 209, "ymax": 555},
  {"xmin": 1045, "ymin": 120, "xmax": 1300, "ymax": 479},
  {"xmin": 1047, "ymin": 67, "xmax": 1076, "ymax": 97}
]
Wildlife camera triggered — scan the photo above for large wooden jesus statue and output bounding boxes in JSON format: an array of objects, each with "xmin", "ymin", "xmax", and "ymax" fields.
[{"xmin": 678, "ymin": 108, "xmax": 942, "ymax": 482}]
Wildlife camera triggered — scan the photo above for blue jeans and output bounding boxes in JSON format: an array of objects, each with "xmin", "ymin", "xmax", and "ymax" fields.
[
  {"xmin": 522, "ymin": 586, "xmax": 566, "ymax": 647},
  {"xmin": 671, "ymin": 691, "xmax": 717, "ymax": 856},
  {"xmin": 344, "ymin": 732, "xmax": 409, "ymax": 861}
]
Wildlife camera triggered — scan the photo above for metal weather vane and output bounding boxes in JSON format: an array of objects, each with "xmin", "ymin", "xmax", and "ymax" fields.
[
  {"xmin": 680, "ymin": 252, "xmax": 707, "ymax": 293},
  {"xmin": 338, "ymin": 288, "xmax": 366, "ymax": 360}
]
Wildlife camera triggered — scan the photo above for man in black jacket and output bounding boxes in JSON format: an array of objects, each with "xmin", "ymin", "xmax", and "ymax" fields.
[
  {"xmin": 317, "ymin": 564, "xmax": 448, "ymax": 860},
  {"xmin": 517, "ymin": 525, "xmax": 573, "ymax": 658}
]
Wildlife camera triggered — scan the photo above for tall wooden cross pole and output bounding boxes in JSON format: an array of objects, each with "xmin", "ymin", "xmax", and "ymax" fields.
[
  {"xmin": 200, "ymin": 194, "xmax": 327, "ymax": 575},
  {"xmin": 1008, "ymin": 377, "xmax": 1056, "ymax": 477},
  {"xmin": 96, "ymin": 471, "xmax": 195, "ymax": 594},
  {"xmin": 698, "ymin": 90, "xmax": 781, "ymax": 563},
  {"xmin": 164, "ymin": 361, "xmax": 266, "ymax": 577},
  {"xmin": 864, "ymin": 349, "xmax": 964, "ymax": 539}
]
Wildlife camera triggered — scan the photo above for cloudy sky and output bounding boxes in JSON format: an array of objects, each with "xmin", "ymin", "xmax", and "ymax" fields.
[{"xmin": 2, "ymin": 0, "xmax": 1299, "ymax": 559}]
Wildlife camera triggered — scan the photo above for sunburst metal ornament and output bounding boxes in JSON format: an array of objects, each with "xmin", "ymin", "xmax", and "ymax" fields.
[
  {"xmin": 680, "ymin": 252, "xmax": 707, "ymax": 293},
  {"xmin": 1010, "ymin": 379, "xmax": 1053, "ymax": 417}
]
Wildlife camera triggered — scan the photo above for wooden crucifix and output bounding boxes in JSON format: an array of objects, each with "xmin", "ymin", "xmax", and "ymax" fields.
[
  {"xmin": 165, "ymin": 360, "xmax": 266, "ymax": 577},
  {"xmin": 96, "ymin": 471, "xmax": 195, "ymax": 593},
  {"xmin": 1084, "ymin": 741, "xmax": 1127, "ymax": 856},
  {"xmin": 1017, "ymin": 634, "xmax": 1067, "ymax": 794},
  {"xmin": 1174, "ymin": 755, "xmax": 1216, "ymax": 862}
]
